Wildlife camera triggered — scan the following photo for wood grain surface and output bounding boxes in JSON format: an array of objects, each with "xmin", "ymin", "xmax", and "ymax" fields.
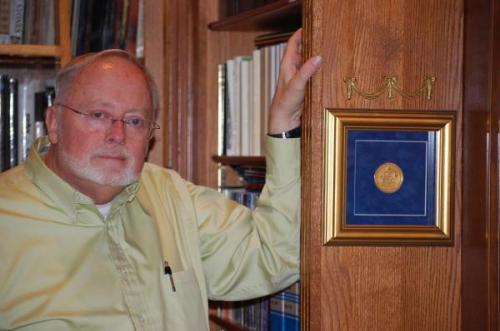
[{"xmin": 302, "ymin": 0, "xmax": 463, "ymax": 330}]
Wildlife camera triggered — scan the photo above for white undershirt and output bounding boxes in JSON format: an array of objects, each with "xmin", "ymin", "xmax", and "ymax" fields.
[{"xmin": 96, "ymin": 202, "xmax": 113, "ymax": 218}]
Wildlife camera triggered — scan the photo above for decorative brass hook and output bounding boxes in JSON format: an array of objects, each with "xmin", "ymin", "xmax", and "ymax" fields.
[{"xmin": 344, "ymin": 76, "xmax": 436, "ymax": 100}]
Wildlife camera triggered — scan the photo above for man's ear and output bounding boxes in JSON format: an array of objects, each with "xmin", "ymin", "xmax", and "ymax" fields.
[{"xmin": 45, "ymin": 106, "xmax": 59, "ymax": 144}]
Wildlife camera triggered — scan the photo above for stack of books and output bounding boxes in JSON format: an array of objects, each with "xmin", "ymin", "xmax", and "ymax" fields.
[
  {"xmin": 0, "ymin": 0, "xmax": 55, "ymax": 45},
  {"xmin": 0, "ymin": 72, "xmax": 54, "ymax": 171},
  {"xmin": 70, "ymin": 0, "xmax": 144, "ymax": 57},
  {"xmin": 218, "ymin": 41, "xmax": 287, "ymax": 157}
]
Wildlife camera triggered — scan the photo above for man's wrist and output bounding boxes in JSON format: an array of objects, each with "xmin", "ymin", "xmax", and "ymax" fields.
[{"xmin": 267, "ymin": 126, "xmax": 301, "ymax": 139}]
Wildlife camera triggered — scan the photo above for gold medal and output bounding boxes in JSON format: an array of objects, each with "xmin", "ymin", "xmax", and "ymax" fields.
[{"xmin": 373, "ymin": 162, "xmax": 404, "ymax": 193}]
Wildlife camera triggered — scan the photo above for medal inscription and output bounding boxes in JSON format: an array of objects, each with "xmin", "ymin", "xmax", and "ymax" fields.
[{"xmin": 374, "ymin": 162, "xmax": 404, "ymax": 193}]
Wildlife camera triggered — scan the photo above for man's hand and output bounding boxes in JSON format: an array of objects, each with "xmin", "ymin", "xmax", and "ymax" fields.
[{"xmin": 268, "ymin": 28, "xmax": 322, "ymax": 134}]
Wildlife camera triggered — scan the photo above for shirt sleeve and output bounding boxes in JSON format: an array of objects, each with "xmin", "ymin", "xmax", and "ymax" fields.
[{"xmin": 186, "ymin": 137, "xmax": 301, "ymax": 301}]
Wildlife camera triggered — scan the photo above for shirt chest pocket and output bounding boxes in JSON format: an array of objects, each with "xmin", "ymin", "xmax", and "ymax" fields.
[{"xmin": 160, "ymin": 269, "xmax": 208, "ymax": 330}]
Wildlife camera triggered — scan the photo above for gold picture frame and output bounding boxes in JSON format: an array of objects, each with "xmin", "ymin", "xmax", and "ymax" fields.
[{"xmin": 323, "ymin": 109, "xmax": 454, "ymax": 245}]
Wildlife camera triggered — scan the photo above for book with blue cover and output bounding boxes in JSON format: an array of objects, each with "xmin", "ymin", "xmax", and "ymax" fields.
[{"xmin": 270, "ymin": 281, "xmax": 300, "ymax": 331}]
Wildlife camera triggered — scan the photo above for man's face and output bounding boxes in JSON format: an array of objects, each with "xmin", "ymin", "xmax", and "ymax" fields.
[{"xmin": 47, "ymin": 56, "xmax": 152, "ymax": 192}]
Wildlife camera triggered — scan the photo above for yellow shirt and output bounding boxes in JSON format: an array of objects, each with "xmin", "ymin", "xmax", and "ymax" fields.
[{"xmin": 0, "ymin": 137, "xmax": 301, "ymax": 330}]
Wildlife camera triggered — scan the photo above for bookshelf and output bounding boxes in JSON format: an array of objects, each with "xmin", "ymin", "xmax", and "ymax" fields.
[
  {"xmin": 206, "ymin": 2, "xmax": 302, "ymax": 330},
  {"xmin": 208, "ymin": 0, "xmax": 301, "ymax": 31},
  {"xmin": 0, "ymin": 0, "xmax": 71, "ymax": 171},
  {"xmin": 0, "ymin": 0, "xmax": 71, "ymax": 65},
  {"xmin": 0, "ymin": 0, "xmax": 165, "ymax": 170}
]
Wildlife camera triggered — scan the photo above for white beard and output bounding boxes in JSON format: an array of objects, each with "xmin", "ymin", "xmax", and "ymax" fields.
[{"xmin": 60, "ymin": 144, "xmax": 139, "ymax": 187}]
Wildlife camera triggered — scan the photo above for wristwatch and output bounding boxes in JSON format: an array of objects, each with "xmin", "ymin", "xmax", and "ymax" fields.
[{"xmin": 267, "ymin": 126, "xmax": 301, "ymax": 139}]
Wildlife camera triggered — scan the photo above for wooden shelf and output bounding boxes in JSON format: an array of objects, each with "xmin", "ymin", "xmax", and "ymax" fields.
[
  {"xmin": 208, "ymin": 0, "xmax": 302, "ymax": 31},
  {"xmin": 0, "ymin": 44, "xmax": 63, "ymax": 60},
  {"xmin": 209, "ymin": 314, "xmax": 247, "ymax": 331},
  {"xmin": 212, "ymin": 155, "xmax": 266, "ymax": 167}
]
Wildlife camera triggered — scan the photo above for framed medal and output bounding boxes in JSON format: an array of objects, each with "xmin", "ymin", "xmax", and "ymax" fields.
[{"xmin": 323, "ymin": 109, "xmax": 455, "ymax": 245}]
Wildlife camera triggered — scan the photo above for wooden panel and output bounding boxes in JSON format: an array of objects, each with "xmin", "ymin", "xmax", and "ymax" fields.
[
  {"xmin": 162, "ymin": 0, "xmax": 198, "ymax": 180},
  {"xmin": 302, "ymin": 0, "xmax": 463, "ymax": 330},
  {"xmin": 0, "ymin": 45, "xmax": 63, "ymax": 58},
  {"xmin": 322, "ymin": 0, "xmax": 462, "ymax": 111},
  {"xmin": 144, "ymin": 0, "xmax": 165, "ymax": 166},
  {"xmin": 462, "ymin": 0, "xmax": 499, "ymax": 329},
  {"xmin": 56, "ymin": 0, "xmax": 71, "ymax": 66}
]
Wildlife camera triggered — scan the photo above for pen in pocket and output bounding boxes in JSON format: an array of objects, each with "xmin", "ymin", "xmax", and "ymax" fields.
[{"xmin": 163, "ymin": 261, "xmax": 176, "ymax": 292}]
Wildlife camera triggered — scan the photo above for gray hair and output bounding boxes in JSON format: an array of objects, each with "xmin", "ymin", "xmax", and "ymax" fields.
[{"xmin": 55, "ymin": 49, "xmax": 160, "ymax": 120}]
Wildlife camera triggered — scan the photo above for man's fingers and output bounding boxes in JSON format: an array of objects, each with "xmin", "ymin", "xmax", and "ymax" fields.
[{"xmin": 289, "ymin": 55, "xmax": 322, "ymax": 92}]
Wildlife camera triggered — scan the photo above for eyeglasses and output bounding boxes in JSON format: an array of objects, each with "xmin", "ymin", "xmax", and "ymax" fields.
[{"xmin": 55, "ymin": 103, "xmax": 160, "ymax": 139}]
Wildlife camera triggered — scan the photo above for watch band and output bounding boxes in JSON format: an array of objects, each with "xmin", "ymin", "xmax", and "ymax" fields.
[{"xmin": 267, "ymin": 126, "xmax": 301, "ymax": 139}]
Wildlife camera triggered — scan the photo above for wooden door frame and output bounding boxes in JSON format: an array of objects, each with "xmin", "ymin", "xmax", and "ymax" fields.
[
  {"xmin": 462, "ymin": 0, "xmax": 499, "ymax": 329},
  {"xmin": 162, "ymin": 0, "xmax": 199, "ymax": 181}
]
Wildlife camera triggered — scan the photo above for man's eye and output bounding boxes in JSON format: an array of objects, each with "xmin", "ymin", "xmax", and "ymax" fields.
[
  {"xmin": 125, "ymin": 117, "xmax": 145, "ymax": 127},
  {"xmin": 89, "ymin": 111, "xmax": 106, "ymax": 120}
]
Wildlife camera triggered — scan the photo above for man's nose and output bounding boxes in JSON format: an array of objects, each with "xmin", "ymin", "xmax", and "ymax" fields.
[{"xmin": 105, "ymin": 119, "xmax": 126, "ymax": 144}]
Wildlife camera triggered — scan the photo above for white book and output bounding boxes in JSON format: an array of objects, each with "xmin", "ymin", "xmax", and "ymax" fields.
[
  {"xmin": 252, "ymin": 48, "xmax": 262, "ymax": 156},
  {"xmin": 226, "ymin": 58, "xmax": 241, "ymax": 155},
  {"xmin": 240, "ymin": 56, "xmax": 252, "ymax": 156},
  {"xmin": 262, "ymin": 46, "xmax": 271, "ymax": 153},
  {"xmin": 269, "ymin": 44, "xmax": 277, "ymax": 107},
  {"xmin": 17, "ymin": 76, "xmax": 40, "ymax": 162},
  {"xmin": 217, "ymin": 63, "xmax": 226, "ymax": 156},
  {"xmin": 136, "ymin": 0, "xmax": 145, "ymax": 57}
]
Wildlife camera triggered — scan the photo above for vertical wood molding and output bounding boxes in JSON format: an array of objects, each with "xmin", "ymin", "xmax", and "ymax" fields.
[
  {"xmin": 144, "ymin": 0, "xmax": 165, "ymax": 166},
  {"xmin": 302, "ymin": 0, "xmax": 324, "ymax": 329},
  {"xmin": 163, "ymin": 0, "xmax": 198, "ymax": 180},
  {"xmin": 56, "ymin": 0, "xmax": 71, "ymax": 66},
  {"xmin": 301, "ymin": 1, "xmax": 313, "ymax": 329},
  {"xmin": 462, "ymin": 0, "xmax": 499, "ymax": 329}
]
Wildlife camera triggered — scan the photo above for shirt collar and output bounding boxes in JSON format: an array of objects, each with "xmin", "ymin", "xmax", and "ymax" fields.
[{"xmin": 25, "ymin": 137, "xmax": 140, "ymax": 219}]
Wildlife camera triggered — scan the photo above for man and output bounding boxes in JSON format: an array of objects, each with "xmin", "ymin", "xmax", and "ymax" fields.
[{"xmin": 0, "ymin": 30, "xmax": 321, "ymax": 330}]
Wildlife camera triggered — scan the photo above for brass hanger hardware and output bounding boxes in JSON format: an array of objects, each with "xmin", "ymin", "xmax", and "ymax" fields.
[{"xmin": 344, "ymin": 76, "xmax": 435, "ymax": 100}]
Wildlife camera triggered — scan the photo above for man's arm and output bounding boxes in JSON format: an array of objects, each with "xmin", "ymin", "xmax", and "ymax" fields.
[{"xmin": 189, "ymin": 30, "xmax": 321, "ymax": 300}]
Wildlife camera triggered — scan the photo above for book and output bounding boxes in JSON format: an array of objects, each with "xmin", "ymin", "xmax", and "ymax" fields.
[
  {"xmin": 1, "ymin": 76, "xmax": 19, "ymax": 171},
  {"xmin": 252, "ymin": 48, "xmax": 262, "ymax": 156},
  {"xmin": 9, "ymin": 0, "xmax": 24, "ymax": 44},
  {"xmin": 225, "ymin": 57, "xmax": 241, "ymax": 156},
  {"xmin": 0, "ymin": 0, "xmax": 24, "ymax": 44},
  {"xmin": 0, "ymin": 75, "xmax": 7, "ymax": 171},
  {"xmin": 217, "ymin": 63, "xmax": 227, "ymax": 156},
  {"xmin": 270, "ymin": 281, "xmax": 300, "ymax": 331},
  {"xmin": 39, "ymin": 0, "xmax": 54, "ymax": 45},
  {"xmin": 0, "ymin": 0, "xmax": 11, "ymax": 43},
  {"xmin": 135, "ymin": 0, "xmax": 144, "ymax": 58},
  {"xmin": 240, "ymin": 56, "xmax": 253, "ymax": 156},
  {"xmin": 17, "ymin": 75, "xmax": 40, "ymax": 162}
]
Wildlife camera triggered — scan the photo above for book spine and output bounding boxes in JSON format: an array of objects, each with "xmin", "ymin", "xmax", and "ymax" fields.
[
  {"xmin": 270, "ymin": 281, "xmax": 300, "ymax": 331},
  {"xmin": 135, "ymin": 0, "xmax": 144, "ymax": 57},
  {"xmin": 240, "ymin": 56, "xmax": 252, "ymax": 156},
  {"xmin": 217, "ymin": 63, "xmax": 226, "ymax": 156},
  {"xmin": 2, "ymin": 76, "xmax": 19, "ymax": 170},
  {"xmin": 0, "ymin": 75, "xmax": 7, "ymax": 171},
  {"xmin": 9, "ymin": 0, "xmax": 24, "ymax": 43},
  {"xmin": 0, "ymin": 0, "xmax": 11, "ymax": 43},
  {"xmin": 252, "ymin": 48, "xmax": 262, "ymax": 156},
  {"xmin": 17, "ymin": 77, "xmax": 36, "ymax": 162}
]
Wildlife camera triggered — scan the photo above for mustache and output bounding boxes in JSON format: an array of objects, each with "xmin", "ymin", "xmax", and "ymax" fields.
[{"xmin": 91, "ymin": 146, "xmax": 133, "ymax": 159}]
